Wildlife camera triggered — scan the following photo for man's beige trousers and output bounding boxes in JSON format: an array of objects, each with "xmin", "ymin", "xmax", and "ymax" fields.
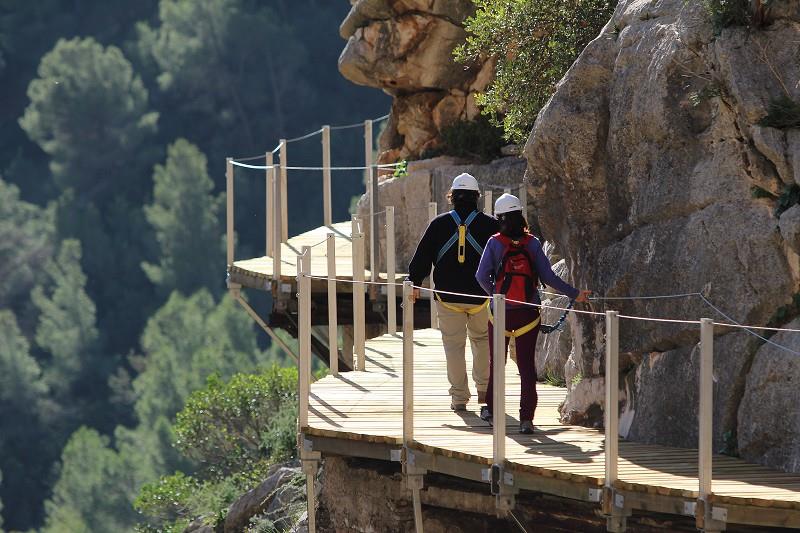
[{"xmin": 435, "ymin": 301, "xmax": 490, "ymax": 404}]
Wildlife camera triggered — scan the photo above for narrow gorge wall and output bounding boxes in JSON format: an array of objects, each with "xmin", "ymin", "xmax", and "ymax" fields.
[{"xmin": 524, "ymin": 0, "xmax": 800, "ymax": 471}]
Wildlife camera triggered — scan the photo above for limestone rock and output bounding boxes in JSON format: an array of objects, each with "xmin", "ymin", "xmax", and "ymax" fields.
[
  {"xmin": 780, "ymin": 204, "xmax": 800, "ymax": 254},
  {"xmin": 523, "ymin": 0, "xmax": 800, "ymax": 446},
  {"xmin": 738, "ymin": 318, "xmax": 800, "ymax": 473},
  {"xmin": 623, "ymin": 332, "xmax": 758, "ymax": 451},
  {"xmin": 338, "ymin": 1, "xmax": 491, "ymax": 159},
  {"xmin": 223, "ymin": 465, "xmax": 301, "ymax": 532},
  {"xmin": 339, "ymin": 14, "xmax": 470, "ymax": 93}
]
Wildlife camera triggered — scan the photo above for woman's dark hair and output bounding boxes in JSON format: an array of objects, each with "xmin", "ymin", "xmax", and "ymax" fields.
[
  {"xmin": 497, "ymin": 210, "xmax": 528, "ymax": 239},
  {"xmin": 447, "ymin": 189, "xmax": 480, "ymax": 211}
]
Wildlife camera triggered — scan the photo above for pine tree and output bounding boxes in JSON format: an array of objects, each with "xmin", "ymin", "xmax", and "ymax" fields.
[
  {"xmin": 143, "ymin": 139, "xmax": 223, "ymax": 296},
  {"xmin": 31, "ymin": 240, "xmax": 101, "ymax": 400},
  {"xmin": 19, "ymin": 37, "xmax": 158, "ymax": 201}
]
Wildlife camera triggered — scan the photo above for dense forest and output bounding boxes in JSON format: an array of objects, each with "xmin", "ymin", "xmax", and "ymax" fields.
[{"xmin": 0, "ymin": 1, "xmax": 388, "ymax": 531}]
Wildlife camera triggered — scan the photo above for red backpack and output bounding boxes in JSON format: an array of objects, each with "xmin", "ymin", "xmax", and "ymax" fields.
[{"xmin": 494, "ymin": 233, "xmax": 538, "ymax": 303}]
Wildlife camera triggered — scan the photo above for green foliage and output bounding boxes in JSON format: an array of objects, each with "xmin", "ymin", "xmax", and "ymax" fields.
[
  {"xmin": 438, "ymin": 116, "xmax": 506, "ymax": 162},
  {"xmin": 688, "ymin": 83, "xmax": 724, "ymax": 107},
  {"xmin": 775, "ymin": 184, "xmax": 800, "ymax": 217},
  {"xmin": 542, "ymin": 370, "xmax": 567, "ymax": 388},
  {"xmin": 174, "ymin": 367, "xmax": 298, "ymax": 478},
  {"xmin": 571, "ymin": 372, "xmax": 584, "ymax": 386},
  {"xmin": 41, "ymin": 427, "xmax": 139, "ymax": 533},
  {"xmin": 143, "ymin": 139, "xmax": 223, "ymax": 296},
  {"xmin": 0, "ymin": 178, "xmax": 54, "ymax": 316},
  {"xmin": 134, "ymin": 472, "xmax": 196, "ymax": 529},
  {"xmin": 19, "ymin": 37, "xmax": 158, "ymax": 199},
  {"xmin": 393, "ymin": 160, "xmax": 409, "ymax": 177},
  {"xmin": 702, "ymin": 0, "xmax": 751, "ymax": 33},
  {"xmin": 759, "ymin": 95, "xmax": 800, "ymax": 130},
  {"xmin": 31, "ymin": 240, "xmax": 102, "ymax": 399},
  {"xmin": 138, "ymin": 0, "xmax": 306, "ymax": 154},
  {"xmin": 0, "ymin": 311, "xmax": 47, "ymax": 408},
  {"xmin": 133, "ymin": 290, "xmax": 267, "ymax": 427},
  {"xmin": 455, "ymin": 0, "xmax": 617, "ymax": 143}
]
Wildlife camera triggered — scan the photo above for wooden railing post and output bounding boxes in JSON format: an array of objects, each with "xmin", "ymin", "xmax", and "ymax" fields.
[
  {"xmin": 322, "ymin": 125, "xmax": 332, "ymax": 226},
  {"xmin": 386, "ymin": 206, "xmax": 397, "ymax": 335},
  {"xmin": 697, "ymin": 317, "xmax": 724, "ymax": 531},
  {"xmin": 484, "ymin": 189, "xmax": 493, "ymax": 215},
  {"xmin": 403, "ymin": 281, "xmax": 414, "ymax": 446},
  {"xmin": 279, "ymin": 139, "xmax": 288, "ymax": 242},
  {"xmin": 226, "ymin": 158, "xmax": 234, "ymax": 267},
  {"xmin": 352, "ymin": 230, "xmax": 366, "ymax": 371},
  {"xmin": 428, "ymin": 202, "xmax": 438, "ymax": 330},
  {"xmin": 298, "ymin": 246, "xmax": 311, "ymax": 429},
  {"xmin": 266, "ymin": 152, "xmax": 274, "ymax": 256},
  {"xmin": 492, "ymin": 294, "xmax": 506, "ymax": 468},
  {"xmin": 605, "ymin": 310, "xmax": 620, "ymax": 487},
  {"xmin": 273, "ymin": 157, "xmax": 282, "ymax": 281},
  {"xmin": 327, "ymin": 233, "xmax": 338, "ymax": 376},
  {"xmin": 365, "ymin": 119, "xmax": 378, "ymax": 282}
]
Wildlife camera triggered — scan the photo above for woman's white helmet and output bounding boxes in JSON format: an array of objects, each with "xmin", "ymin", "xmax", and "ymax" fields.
[
  {"xmin": 450, "ymin": 172, "xmax": 480, "ymax": 192},
  {"xmin": 494, "ymin": 193, "xmax": 523, "ymax": 215}
]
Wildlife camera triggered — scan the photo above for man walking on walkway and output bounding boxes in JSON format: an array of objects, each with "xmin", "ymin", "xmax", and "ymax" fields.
[{"xmin": 407, "ymin": 173, "xmax": 499, "ymax": 411}]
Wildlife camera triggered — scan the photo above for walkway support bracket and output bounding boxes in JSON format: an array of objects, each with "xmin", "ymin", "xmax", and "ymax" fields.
[{"xmin": 300, "ymin": 436, "xmax": 321, "ymax": 533}]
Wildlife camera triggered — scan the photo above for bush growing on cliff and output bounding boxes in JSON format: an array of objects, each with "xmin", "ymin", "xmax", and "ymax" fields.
[
  {"xmin": 135, "ymin": 366, "xmax": 298, "ymax": 530},
  {"xmin": 454, "ymin": 0, "xmax": 617, "ymax": 143}
]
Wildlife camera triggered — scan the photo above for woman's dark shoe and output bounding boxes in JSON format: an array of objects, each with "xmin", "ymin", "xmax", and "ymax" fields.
[
  {"xmin": 519, "ymin": 420, "xmax": 534, "ymax": 434},
  {"xmin": 480, "ymin": 405, "xmax": 493, "ymax": 426}
]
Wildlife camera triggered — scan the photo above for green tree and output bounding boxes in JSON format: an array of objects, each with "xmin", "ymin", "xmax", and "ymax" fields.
[
  {"xmin": 19, "ymin": 37, "xmax": 158, "ymax": 200},
  {"xmin": 41, "ymin": 427, "xmax": 138, "ymax": 533},
  {"xmin": 455, "ymin": 0, "xmax": 617, "ymax": 143},
  {"xmin": 0, "ymin": 311, "xmax": 51, "ymax": 529},
  {"xmin": 31, "ymin": 240, "xmax": 103, "ymax": 400},
  {"xmin": 0, "ymin": 178, "xmax": 54, "ymax": 323},
  {"xmin": 138, "ymin": 0, "xmax": 306, "ymax": 155},
  {"xmin": 132, "ymin": 290, "xmax": 267, "ymax": 427},
  {"xmin": 143, "ymin": 139, "xmax": 223, "ymax": 296}
]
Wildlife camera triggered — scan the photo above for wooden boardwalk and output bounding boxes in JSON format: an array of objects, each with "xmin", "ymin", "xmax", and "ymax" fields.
[
  {"xmin": 304, "ymin": 329, "xmax": 800, "ymax": 529},
  {"xmin": 228, "ymin": 221, "xmax": 407, "ymax": 292}
]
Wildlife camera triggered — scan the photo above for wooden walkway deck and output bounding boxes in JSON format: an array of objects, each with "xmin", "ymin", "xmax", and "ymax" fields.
[
  {"xmin": 304, "ymin": 329, "xmax": 800, "ymax": 529},
  {"xmin": 228, "ymin": 221, "xmax": 407, "ymax": 292}
]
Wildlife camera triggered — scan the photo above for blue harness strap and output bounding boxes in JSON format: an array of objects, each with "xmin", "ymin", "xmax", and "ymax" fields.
[{"xmin": 436, "ymin": 210, "xmax": 483, "ymax": 263}]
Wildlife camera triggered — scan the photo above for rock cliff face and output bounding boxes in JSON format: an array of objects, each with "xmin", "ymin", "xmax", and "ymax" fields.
[
  {"xmin": 338, "ymin": 0, "xmax": 493, "ymax": 161},
  {"xmin": 524, "ymin": 0, "xmax": 800, "ymax": 470}
]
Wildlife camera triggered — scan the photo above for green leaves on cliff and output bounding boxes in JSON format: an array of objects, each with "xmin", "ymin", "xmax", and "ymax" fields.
[{"xmin": 455, "ymin": 0, "xmax": 617, "ymax": 143}]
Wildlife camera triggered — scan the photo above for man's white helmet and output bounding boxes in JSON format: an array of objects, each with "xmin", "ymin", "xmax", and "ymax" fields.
[
  {"xmin": 494, "ymin": 193, "xmax": 523, "ymax": 215},
  {"xmin": 450, "ymin": 173, "xmax": 480, "ymax": 192}
]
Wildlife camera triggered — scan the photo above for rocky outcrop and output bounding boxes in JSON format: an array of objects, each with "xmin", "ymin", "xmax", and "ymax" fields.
[
  {"xmin": 523, "ymin": 0, "xmax": 800, "ymax": 458},
  {"xmin": 738, "ymin": 318, "xmax": 800, "ymax": 472},
  {"xmin": 339, "ymin": 0, "xmax": 494, "ymax": 160}
]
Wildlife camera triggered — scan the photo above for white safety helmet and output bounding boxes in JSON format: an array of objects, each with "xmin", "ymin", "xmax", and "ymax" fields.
[
  {"xmin": 494, "ymin": 193, "xmax": 523, "ymax": 215},
  {"xmin": 450, "ymin": 172, "xmax": 480, "ymax": 192}
]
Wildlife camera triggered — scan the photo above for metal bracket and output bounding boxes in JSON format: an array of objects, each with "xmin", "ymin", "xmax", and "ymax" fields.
[
  {"xmin": 683, "ymin": 501, "xmax": 697, "ymax": 516},
  {"xmin": 711, "ymin": 507, "xmax": 728, "ymax": 522},
  {"xmin": 588, "ymin": 488, "xmax": 602, "ymax": 502},
  {"xmin": 390, "ymin": 449, "xmax": 403, "ymax": 462}
]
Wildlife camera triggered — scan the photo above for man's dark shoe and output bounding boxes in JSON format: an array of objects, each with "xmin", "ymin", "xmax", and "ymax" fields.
[
  {"xmin": 480, "ymin": 405, "xmax": 493, "ymax": 426},
  {"xmin": 519, "ymin": 420, "xmax": 534, "ymax": 435}
]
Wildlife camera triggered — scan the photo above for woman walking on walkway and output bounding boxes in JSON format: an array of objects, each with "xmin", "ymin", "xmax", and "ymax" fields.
[{"xmin": 475, "ymin": 193, "xmax": 589, "ymax": 434}]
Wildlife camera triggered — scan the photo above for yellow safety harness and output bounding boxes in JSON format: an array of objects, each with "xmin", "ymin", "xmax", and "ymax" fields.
[
  {"xmin": 435, "ymin": 293, "xmax": 489, "ymax": 315},
  {"xmin": 488, "ymin": 310, "xmax": 541, "ymax": 338}
]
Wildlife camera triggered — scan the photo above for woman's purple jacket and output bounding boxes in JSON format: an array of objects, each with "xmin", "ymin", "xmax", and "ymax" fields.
[{"xmin": 475, "ymin": 234, "xmax": 579, "ymax": 308}]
